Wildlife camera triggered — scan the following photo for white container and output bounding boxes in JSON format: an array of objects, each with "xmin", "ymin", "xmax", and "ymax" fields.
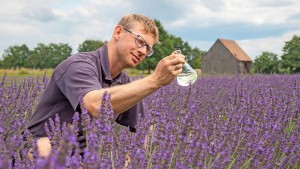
[{"xmin": 176, "ymin": 50, "xmax": 198, "ymax": 86}]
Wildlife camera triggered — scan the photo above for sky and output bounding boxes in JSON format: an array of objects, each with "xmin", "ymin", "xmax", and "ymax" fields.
[{"xmin": 1, "ymin": 0, "xmax": 300, "ymax": 60}]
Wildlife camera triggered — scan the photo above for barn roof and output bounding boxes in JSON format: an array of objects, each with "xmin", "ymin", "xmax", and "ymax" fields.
[{"xmin": 218, "ymin": 39, "xmax": 252, "ymax": 62}]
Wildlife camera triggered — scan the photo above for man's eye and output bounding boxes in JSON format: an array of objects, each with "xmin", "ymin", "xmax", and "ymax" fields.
[{"xmin": 137, "ymin": 39, "xmax": 145, "ymax": 45}]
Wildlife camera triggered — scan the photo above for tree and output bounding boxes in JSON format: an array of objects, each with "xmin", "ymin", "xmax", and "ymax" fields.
[
  {"xmin": 26, "ymin": 43, "xmax": 72, "ymax": 69},
  {"xmin": 188, "ymin": 48, "xmax": 206, "ymax": 69},
  {"xmin": 0, "ymin": 45, "xmax": 30, "ymax": 69},
  {"xmin": 280, "ymin": 35, "xmax": 300, "ymax": 74},
  {"xmin": 78, "ymin": 40, "xmax": 107, "ymax": 52},
  {"xmin": 252, "ymin": 52, "xmax": 280, "ymax": 74}
]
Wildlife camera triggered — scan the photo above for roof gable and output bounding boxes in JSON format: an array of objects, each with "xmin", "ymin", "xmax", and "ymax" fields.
[{"xmin": 218, "ymin": 39, "xmax": 252, "ymax": 62}]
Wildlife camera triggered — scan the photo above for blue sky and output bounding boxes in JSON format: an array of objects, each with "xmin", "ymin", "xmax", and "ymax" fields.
[{"xmin": 1, "ymin": 0, "xmax": 300, "ymax": 60}]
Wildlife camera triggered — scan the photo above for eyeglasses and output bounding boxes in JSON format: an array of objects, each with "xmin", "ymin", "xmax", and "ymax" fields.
[{"xmin": 123, "ymin": 27, "xmax": 154, "ymax": 57}]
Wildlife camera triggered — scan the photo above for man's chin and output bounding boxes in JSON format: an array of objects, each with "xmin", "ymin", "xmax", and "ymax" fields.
[
  {"xmin": 131, "ymin": 64, "xmax": 138, "ymax": 68},
  {"xmin": 126, "ymin": 63, "xmax": 138, "ymax": 68},
  {"xmin": 130, "ymin": 61, "xmax": 139, "ymax": 67}
]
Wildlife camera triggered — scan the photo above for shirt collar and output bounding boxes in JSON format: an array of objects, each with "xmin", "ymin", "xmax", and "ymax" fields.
[{"xmin": 99, "ymin": 44, "xmax": 123, "ymax": 84}]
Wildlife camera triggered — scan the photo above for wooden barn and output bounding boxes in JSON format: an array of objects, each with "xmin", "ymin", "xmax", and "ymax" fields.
[{"xmin": 202, "ymin": 38, "xmax": 252, "ymax": 75}]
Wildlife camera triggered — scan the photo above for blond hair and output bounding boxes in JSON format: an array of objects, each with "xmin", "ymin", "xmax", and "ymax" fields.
[{"xmin": 118, "ymin": 14, "xmax": 160, "ymax": 44}]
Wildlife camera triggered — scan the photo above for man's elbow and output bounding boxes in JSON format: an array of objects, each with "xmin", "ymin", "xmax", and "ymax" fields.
[
  {"xmin": 84, "ymin": 102, "xmax": 100, "ymax": 118},
  {"xmin": 83, "ymin": 89, "xmax": 105, "ymax": 118}
]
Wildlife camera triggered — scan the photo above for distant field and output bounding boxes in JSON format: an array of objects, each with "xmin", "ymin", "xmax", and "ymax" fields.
[
  {"xmin": 0, "ymin": 68, "xmax": 53, "ymax": 76},
  {"xmin": 0, "ymin": 68, "xmax": 52, "ymax": 85},
  {"xmin": 0, "ymin": 68, "xmax": 149, "ymax": 85}
]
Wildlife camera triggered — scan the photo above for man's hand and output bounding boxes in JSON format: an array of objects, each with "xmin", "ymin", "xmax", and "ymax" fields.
[{"xmin": 150, "ymin": 51, "xmax": 186, "ymax": 86}]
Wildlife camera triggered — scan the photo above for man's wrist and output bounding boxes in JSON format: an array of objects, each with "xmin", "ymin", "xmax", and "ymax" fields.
[{"xmin": 145, "ymin": 74, "xmax": 161, "ymax": 89}]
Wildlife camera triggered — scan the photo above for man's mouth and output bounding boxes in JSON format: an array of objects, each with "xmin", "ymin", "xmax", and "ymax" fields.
[{"xmin": 132, "ymin": 54, "xmax": 140, "ymax": 63}]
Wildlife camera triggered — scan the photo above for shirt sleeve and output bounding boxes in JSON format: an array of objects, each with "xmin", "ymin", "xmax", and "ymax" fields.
[
  {"xmin": 54, "ymin": 61, "xmax": 102, "ymax": 110},
  {"xmin": 115, "ymin": 100, "xmax": 144, "ymax": 131}
]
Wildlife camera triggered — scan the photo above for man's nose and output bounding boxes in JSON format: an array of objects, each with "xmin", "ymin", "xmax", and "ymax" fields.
[{"xmin": 137, "ymin": 45, "xmax": 148, "ymax": 55}]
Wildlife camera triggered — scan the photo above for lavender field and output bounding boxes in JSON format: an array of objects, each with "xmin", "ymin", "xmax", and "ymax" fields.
[{"xmin": 0, "ymin": 74, "xmax": 299, "ymax": 169}]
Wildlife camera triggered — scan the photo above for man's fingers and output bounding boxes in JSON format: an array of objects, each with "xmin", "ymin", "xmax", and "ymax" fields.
[
  {"xmin": 168, "ymin": 56, "xmax": 185, "ymax": 66},
  {"xmin": 172, "ymin": 50, "xmax": 181, "ymax": 54},
  {"xmin": 165, "ymin": 50, "xmax": 186, "ymax": 60}
]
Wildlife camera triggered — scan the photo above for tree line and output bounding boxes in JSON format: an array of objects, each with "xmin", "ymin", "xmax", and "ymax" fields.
[
  {"xmin": 0, "ymin": 20, "xmax": 205, "ymax": 73},
  {"xmin": 251, "ymin": 35, "xmax": 300, "ymax": 74}
]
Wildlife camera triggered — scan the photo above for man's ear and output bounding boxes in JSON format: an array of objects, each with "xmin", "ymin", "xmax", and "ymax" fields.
[{"xmin": 113, "ymin": 25, "xmax": 123, "ymax": 40}]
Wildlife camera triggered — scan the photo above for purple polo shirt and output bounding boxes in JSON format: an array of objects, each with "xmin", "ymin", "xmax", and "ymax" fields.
[{"xmin": 27, "ymin": 44, "xmax": 144, "ymax": 149}]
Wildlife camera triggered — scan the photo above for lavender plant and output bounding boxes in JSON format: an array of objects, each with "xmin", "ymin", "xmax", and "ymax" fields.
[{"xmin": 0, "ymin": 74, "xmax": 299, "ymax": 168}]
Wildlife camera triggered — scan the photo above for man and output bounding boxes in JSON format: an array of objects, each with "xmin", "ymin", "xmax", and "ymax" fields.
[{"xmin": 27, "ymin": 14, "xmax": 185, "ymax": 158}]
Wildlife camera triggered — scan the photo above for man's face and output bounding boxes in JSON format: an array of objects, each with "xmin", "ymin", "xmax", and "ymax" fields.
[{"xmin": 119, "ymin": 24, "xmax": 155, "ymax": 67}]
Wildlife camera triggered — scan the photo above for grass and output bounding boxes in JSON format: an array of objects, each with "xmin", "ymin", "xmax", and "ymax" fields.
[
  {"xmin": 0, "ymin": 68, "xmax": 54, "ymax": 77},
  {"xmin": 0, "ymin": 68, "xmax": 150, "ymax": 86},
  {"xmin": 0, "ymin": 68, "xmax": 53, "ymax": 86},
  {"xmin": 0, "ymin": 68, "xmax": 202, "ymax": 86},
  {"xmin": 0, "ymin": 68, "xmax": 148, "ymax": 77}
]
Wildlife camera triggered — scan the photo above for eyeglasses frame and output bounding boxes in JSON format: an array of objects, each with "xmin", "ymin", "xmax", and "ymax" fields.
[{"xmin": 123, "ymin": 27, "xmax": 154, "ymax": 57}]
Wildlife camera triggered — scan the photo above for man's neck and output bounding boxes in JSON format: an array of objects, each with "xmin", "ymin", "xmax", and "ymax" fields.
[{"xmin": 107, "ymin": 42, "xmax": 124, "ymax": 79}]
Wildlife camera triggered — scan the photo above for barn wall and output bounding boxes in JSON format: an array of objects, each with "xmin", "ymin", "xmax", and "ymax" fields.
[
  {"xmin": 237, "ymin": 61, "xmax": 252, "ymax": 74},
  {"xmin": 202, "ymin": 41, "xmax": 239, "ymax": 75}
]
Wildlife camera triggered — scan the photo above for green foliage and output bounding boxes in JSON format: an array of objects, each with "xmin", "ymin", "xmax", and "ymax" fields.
[
  {"xmin": 28, "ymin": 43, "xmax": 72, "ymax": 69},
  {"xmin": 0, "ymin": 43, "xmax": 72, "ymax": 69},
  {"xmin": 251, "ymin": 35, "xmax": 300, "ymax": 74},
  {"xmin": 1, "ymin": 44, "xmax": 30, "ymax": 69},
  {"xmin": 188, "ymin": 48, "xmax": 206, "ymax": 69},
  {"xmin": 252, "ymin": 52, "xmax": 280, "ymax": 74},
  {"xmin": 78, "ymin": 40, "xmax": 107, "ymax": 52},
  {"xmin": 18, "ymin": 69, "xmax": 30, "ymax": 75},
  {"xmin": 280, "ymin": 35, "xmax": 300, "ymax": 74}
]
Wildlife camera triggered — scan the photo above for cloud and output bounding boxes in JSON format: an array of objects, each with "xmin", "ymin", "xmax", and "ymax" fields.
[
  {"xmin": 0, "ymin": 0, "xmax": 299, "ymax": 61},
  {"xmin": 237, "ymin": 29, "xmax": 300, "ymax": 60},
  {"xmin": 21, "ymin": 7, "xmax": 57, "ymax": 22},
  {"xmin": 162, "ymin": 0, "xmax": 300, "ymax": 29}
]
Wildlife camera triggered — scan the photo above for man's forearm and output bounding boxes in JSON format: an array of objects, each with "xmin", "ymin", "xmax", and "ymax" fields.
[
  {"xmin": 109, "ymin": 74, "xmax": 160, "ymax": 114},
  {"xmin": 83, "ymin": 74, "xmax": 160, "ymax": 117}
]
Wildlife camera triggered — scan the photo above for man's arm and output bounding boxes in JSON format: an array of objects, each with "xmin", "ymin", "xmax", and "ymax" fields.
[{"xmin": 83, "ymin": 53, "xmax": 185, "ymax": 118}]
